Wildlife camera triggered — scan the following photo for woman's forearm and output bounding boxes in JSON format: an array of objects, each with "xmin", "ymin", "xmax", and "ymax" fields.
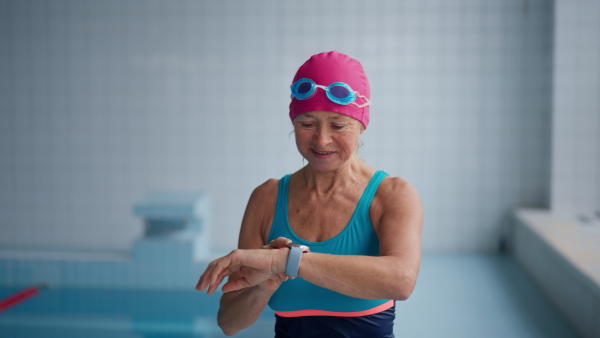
[
  {"xmin": 200, "ymin": 248, "xmax": 419, "ymax": 302},
  {"xmin": 217, "ymin": 285, "xmax": 275, "ymax": 336},
  {"xmin": 299, "ymin": 253, "xmax": 419, "ymax": 301}
]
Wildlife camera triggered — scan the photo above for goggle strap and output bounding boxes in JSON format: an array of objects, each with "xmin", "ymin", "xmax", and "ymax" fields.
[{"xmin": 352, "ymin": 92, "xmax": 371, "ymax": 108}]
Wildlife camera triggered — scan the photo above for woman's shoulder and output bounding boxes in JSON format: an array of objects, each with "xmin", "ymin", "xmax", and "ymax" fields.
[
  {"xmin": 242, "ymin": 178, "xmax": 281, "ymax": 246},
  {"xmin": 379, "ymin": 173, "xmax": 414, "ymax": 191},
  {"xmin": 370, "ymin": 173, "xmax": 422, "ymax": 232},
  {"xmin": 374, "ymin": 174, "xmax": 421, "ymax": 211},
  {"xmin": 249, "ymin": 178, "xmax": 280, "ymax": 203}
]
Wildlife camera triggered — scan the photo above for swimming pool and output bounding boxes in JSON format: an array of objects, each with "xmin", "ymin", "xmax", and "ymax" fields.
[
  {"xmin": 0, "ymin": 254, "xmax": 579, "ymax": 338},
  {"xmin": 0, "ymin": 287, "xmax": 275, "ymax": 337}
]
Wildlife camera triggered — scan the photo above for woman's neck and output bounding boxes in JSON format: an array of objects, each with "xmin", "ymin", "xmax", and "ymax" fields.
[{"xmin": 302, "ymin": 156, "xmax": 369, "ymax": 194}]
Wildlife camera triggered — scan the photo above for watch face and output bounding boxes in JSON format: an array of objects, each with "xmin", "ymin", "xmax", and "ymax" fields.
[{"xmin": 289, "ymin": 243, "xmax": 310, "ymax": 252}]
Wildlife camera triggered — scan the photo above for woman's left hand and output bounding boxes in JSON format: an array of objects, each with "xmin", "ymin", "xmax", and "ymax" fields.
[{"xmin": 196, "ymin": 248, "xmax": 289, "ymax": 295}]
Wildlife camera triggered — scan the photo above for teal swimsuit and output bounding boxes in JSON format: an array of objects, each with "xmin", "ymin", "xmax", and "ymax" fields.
[{"xmin": 267, "ymin": 171, "xmax": 395, "ymax": 337}]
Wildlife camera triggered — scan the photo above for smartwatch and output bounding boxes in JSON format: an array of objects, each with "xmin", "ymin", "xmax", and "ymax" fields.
[{"xmin": 285, "ymin": 243, "xmax": 310, "ymax": 277}]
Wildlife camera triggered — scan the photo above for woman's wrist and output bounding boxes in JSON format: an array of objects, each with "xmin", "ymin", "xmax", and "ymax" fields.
[
  {"xmin": 274, "ymin": 247, "xmax": 290, "ymax": 274},
  {"xmin": 254, "ymin": 248, "xmax": 291, "ymax": 293}
]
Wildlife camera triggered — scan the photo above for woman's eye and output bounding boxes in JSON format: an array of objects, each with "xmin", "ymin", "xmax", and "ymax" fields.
[
  {"xmin": 332, "ymin": 124, "xmax": 344, "ymax": 130},
  {"xmin": 301, "ymin": 123, "xmax": 314, "ymax": 128}
]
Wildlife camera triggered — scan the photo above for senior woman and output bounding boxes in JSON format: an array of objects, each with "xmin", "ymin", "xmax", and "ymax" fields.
[{"xmin": 196, "ymin": 51, "xmax": 423, "ymax": 337}]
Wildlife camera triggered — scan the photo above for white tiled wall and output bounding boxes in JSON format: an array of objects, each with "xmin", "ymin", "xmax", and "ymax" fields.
[
  {"xmin": 0, "ymin": 0, "xmax": 553, "ymax": 252},
  {"xmin": 552, "ymin": 0, "xmax": 600, "ymax": 215}
]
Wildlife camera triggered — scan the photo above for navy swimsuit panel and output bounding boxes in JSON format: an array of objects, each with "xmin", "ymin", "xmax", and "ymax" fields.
[{"xmin": 274, "ymin": 304, "xmax": 395, "ymax": 338}]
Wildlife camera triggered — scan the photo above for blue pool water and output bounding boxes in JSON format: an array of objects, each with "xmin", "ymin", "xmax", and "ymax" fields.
[
  {"xmin": 0, "ymin": 254, "xmax": 579, "ymax": 338},
  {"xmin": 0, "ymin": 287, "xmax": 275, "ymax": 337}
]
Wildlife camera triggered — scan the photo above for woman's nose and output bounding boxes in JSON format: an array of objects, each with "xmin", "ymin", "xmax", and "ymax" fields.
[{"xmin": 313, "ymin": 126, "xmax": 332, "ymax": 146}]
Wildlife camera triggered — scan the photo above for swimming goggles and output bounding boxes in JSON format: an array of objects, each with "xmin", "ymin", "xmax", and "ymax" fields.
[{"xmin": 291, "ymin": 78, "xmax": 371, "ymax": 107}]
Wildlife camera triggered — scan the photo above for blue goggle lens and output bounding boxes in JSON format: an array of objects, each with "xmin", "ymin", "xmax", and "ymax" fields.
[
  {"xmin": 291, "ymin": 78, "xmax": 316, "ymax": 100},
  {"xmin": 329, "ymin": 85, "xmax": 350, "ymax": 99},
  {"xmin": 297, "ymin": 81, "xmax": 313, "ymax": 95},
  {"xmin": 326, "ymin": 82, "xmax": 355, "ymax": 104}
]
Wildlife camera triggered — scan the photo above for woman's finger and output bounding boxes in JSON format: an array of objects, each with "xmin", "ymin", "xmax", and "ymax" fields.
[
  {"xmin": 208, "ymin": 265, "xmax": 238, "ymax": 294},
  {"xmin": 196, "ymin": 261, "xmax": 214, "ymax": 291},
  {"xmin": 222, "ymin": 276, "xmax": 253, "ymax": 293},
  {"xmin": 197, "ymin": 253, "xmax": 235, "ymax": 293},
  {"xmin": 269, "ymin": 237, "xmax": 292, "ymax": 249}
]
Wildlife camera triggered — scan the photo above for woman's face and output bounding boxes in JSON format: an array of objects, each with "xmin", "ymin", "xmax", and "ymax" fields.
[{"xmin": 293, "ymin": 111, "xmax": 364, "ymax": 172}]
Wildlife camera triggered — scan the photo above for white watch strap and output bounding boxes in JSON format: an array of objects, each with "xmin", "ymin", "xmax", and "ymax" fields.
[{"xmin": 286, "ymin": 245, "xmax": 304, "ymax": 277}]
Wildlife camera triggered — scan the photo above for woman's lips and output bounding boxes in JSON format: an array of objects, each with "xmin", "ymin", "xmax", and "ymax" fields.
[{"xmin": 311, "ymin": 149, "xmax": 335, "ymax": 158}]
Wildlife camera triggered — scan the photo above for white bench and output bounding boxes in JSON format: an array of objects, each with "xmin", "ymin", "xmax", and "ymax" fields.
[{"xmin": 512, "ymin": 208, "xmax": 600, "ymax": 338}]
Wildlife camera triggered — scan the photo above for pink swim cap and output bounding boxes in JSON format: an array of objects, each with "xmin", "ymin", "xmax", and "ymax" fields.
[{"xmin": 289, "ymin": 51, "xmax": 371, "ymax": 129}]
